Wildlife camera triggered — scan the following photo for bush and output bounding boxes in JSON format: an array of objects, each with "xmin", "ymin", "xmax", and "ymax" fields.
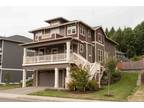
[
  {"xmin": 131, "ymin": 55, "xmax": 144, "ymax": 61},
  {"xmin": 101, "ymin": 71, "xmax": 121, "ymax": 85},
  {"xmin": 86, "ymin": 80, "xmax": 99, "ymax": 91},
  {"xmin": 69, "ymin": 66, "xmax": 90, "ymax": 92},
  {"xmin": 111, "ymin": 72, "xmax": 121, "ymax": 83},
  {"xmin": 4, "ymin": 72, "xmax": 11, "ymax": 84},
  {"xmin": 26, "ymin": 79, "xmax": 33, "ymax": 87},
  {"xmin": 67, "ymin": 81, "xmax": 76, "ymax": 91}
]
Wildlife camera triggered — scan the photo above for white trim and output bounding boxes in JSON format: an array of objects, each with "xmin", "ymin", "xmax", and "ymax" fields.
[
  {"xmin": 22, "ymin": 69, "xmax": 26, "ymax": 87},
  {"xmin": 35, "ymin": 70, "xmax": 38, "ymax": 87},
  {"xmin": 92, "ymin": 41, "xmax": 104, "ymax": 46},
  {"xmin": 86, "ymin": 43, "xmax": 88, "ymax": 60},
  {"xmin": 0, "ymin": 68, "xmax": 23, "ymax": 71},
  {"xmin": 23, "ymin": 61, "xmax": 69, "ymax": 66},
  {"xmin": 0, "ymin": 40, "xmax": 4, "ymax": 83},
  {"xmin": 54, "ymin": 67, "xmax": 59, "ymax": 88}
]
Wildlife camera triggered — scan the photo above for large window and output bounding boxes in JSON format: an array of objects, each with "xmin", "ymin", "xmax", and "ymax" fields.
[
  {"xmin": 98, "ymin": 49, "xmax": 104, "ymax": 63},
  {"xmin": 67, "ymin": 25, "xmax": 76, "ymax": 35}
]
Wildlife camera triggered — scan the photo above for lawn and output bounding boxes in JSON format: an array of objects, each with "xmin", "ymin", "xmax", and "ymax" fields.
[
  {"xmin": 30, "ymin": 72, "xmax": 138, "ymax": 101},
  {"xmin": 0, "ymin": 84, "xmax": 20, "ymax": 90}
]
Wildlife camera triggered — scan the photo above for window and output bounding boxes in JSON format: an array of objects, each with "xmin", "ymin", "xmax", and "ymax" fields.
[
  {"xmin": 67, "ymin": 25, "xmax": 76, "ymax": 35},
  {"xmin": 80, "ymin": 44, "xmax": 84, "ymax": 53},
  {"xmin": 97, "ymin": 33, "xmax": 103, "ymax": 43},
  {"xmin": 35, "ymin": 31, "xmax": 42, "ymax": 41},
  {"xmin": 42, "ymin": 29, "xmax": 51, "ymax": 39},
  {"xmin": 80, "ymin": 24, "xmax": 86, "ymax": 36},
  {"xmin": 98, "ymin": 49, "xmax": 104, "ymax": 63},
  {"xmin": 88, "ymin": 30, "xmax": 91, "ymax": 38}
]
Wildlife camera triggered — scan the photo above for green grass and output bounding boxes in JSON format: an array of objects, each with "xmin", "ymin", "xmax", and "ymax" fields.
[
  {"xmin": 0, "ymin": 84, "xmax": 20, "ymax": 90},
  {"xmin": 30, "ymin": 72, "xmax": 138, "ymax": 101}
]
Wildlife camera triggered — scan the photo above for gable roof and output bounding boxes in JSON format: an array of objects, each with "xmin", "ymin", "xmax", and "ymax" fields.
[
  {"xmin": 0, "ymin": 35, "xmax": 32, "ymax": 43},
  {"xmin": 93, "ymin": 26, "xmax": 118, "ymax": 45}
]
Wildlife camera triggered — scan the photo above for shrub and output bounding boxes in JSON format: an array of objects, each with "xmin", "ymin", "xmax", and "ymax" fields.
[
  {"xmin": 86, "ymin": 80, "xmax": 99, "ymax": 91},
  {"xmin": 26, "ymin": 79, "xmax": 33, "ymax": 87},
  {"xmin": 111, "ymin": 72, "xmax": 121, "ymax": 83},
  {"xmin": 4, "ymin": 72, "xmax": 11, "ymax": 84},
  {"xmin": 69, "ymin": 66, "xmax": 90, "ymax": 92},
  {"xmin": 67, "ymin": 81, "xmax": 76, "ymax": 91}
]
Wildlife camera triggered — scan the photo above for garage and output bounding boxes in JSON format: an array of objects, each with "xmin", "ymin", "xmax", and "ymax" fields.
[{"xmin": 38, "ymin": 70, "xmax": 54, "ymax": 87}]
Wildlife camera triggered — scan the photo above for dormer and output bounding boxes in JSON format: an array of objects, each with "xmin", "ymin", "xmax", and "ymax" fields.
[{"xmin": 45, "ymin": 17, "xmax": 69, "ymax": 26}]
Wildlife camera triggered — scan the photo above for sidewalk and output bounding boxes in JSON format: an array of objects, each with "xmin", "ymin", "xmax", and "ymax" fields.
[
  {"xmin": 128, "ymin": 86, "xmax": 144, "ymax": 102},
  {"xmin": 0, "ymin": 92, "xmax": 99, "ymax": 102}
]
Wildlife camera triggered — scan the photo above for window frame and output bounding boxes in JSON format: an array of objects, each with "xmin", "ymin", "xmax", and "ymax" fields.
[
  {"xmin": 80, "ymin": 44, "xmax": 84, "ymax": 53},
  {"xmin": 67, "ymin": 25, "xmax": 76, "ymax": 35},
  {"xmin": 98, "ymin": 49, "xmax": 104, "ymax": 63},
  {"xmin": 97, "ymin": 33, "xmax": 103, "ymax": 43}
]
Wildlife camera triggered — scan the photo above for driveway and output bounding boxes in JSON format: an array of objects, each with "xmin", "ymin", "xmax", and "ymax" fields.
[{"xmin": 0, "ymin": 87, "xmax": 47, "ymax": 95}]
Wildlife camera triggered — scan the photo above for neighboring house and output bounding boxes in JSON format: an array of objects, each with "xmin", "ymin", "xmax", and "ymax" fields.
[
  {"xmin": 0, "ymin": 35, "xmax": 32, "ymax": 84},
  {"xmin": 21, "ymin": 17, "xmax": 117, "ymax": 88},
  {"xmin": 116, "ymin": 50, "xmax": 127, "ymax": 61}
]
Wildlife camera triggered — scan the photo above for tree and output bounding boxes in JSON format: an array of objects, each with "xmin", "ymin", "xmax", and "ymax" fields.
[
  {"xmin": 122, "ymin": 27, "xmax": 136, "ymax": 58},
  {"xmin": 134, "ymin": 21, "xmax": 144, "ymax": 56},
  {"xmin": 105, "ymin": 28, "xmax": 109, "ymax": 37},
  {"xmin": 105, "ymin": 58, "xmax": 117, "ymax": 96},
  {"xmin": 108, "ymin": 27, "xmax": 115, "ymax": 38},
  {"xmin": 69, "ymin": 66, "xmax": 90, "ymax": 92}
]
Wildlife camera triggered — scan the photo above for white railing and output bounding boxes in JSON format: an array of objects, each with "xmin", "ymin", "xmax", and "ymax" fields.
[
  {"xmin": 71, "ymin": 53, "xmax": 102, "ymax": 81},
  {"xmin": 24, "ymin": 53, "xmax": 67, "ymax": 64}
]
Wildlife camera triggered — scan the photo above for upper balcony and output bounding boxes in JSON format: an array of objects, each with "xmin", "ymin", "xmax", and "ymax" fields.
[
  {"xmin": 22, "ymin": 40, "xmax": 79, "ymax": 66},
  {"xmin": 24, "ymin": 53, "xmax": 67, "ymax": 65}
]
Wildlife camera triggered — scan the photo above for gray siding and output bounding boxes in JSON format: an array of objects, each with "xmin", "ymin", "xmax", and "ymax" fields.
[
  {"xmin": 1, "ymin": 70, "xmax": 22, "ymax": 83},
  {"xmin": 2, "ymin": 41, "xmax": 23, "ymax": 69}
]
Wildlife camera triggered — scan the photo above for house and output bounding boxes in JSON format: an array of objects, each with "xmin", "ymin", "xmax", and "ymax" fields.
[
  {"xmin": 0, "ymin": 35, "xmax": 32, "ymax": 84},
  {"xmin": 21, "ymin": 17, "xmax": 117, "ymax": 88}
]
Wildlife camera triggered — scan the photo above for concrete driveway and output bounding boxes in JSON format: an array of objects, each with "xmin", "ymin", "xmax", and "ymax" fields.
[{"xmin": 0, "ymin": 87, "xmax": 47, "ymax": 95}]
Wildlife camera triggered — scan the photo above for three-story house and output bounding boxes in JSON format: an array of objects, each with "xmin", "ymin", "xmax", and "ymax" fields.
[{"xmin": 21, "ymin": 17, "xmax": 117, "ymax": 89}]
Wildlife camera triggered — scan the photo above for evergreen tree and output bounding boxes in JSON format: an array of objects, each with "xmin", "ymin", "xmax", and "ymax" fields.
[{"xmin": 108, "ymin": 27, "xmax": 115, "ymax": 38}]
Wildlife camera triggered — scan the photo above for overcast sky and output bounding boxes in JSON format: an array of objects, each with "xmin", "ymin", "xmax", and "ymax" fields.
[{"xmin": 0, "ymin": 6, "xmax": 144, "ymax": 38}]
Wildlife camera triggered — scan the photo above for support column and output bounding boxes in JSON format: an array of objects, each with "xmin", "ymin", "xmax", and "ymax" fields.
[
  {"xmin": 35, "ymin": 70, "xmax": 38, "ymax": 87},
  {"xmin": 65, "ymin": 66, "xmax": 70, "ymax": 89},
  {"xmin": 66, "ymin": 41, "xmax": 70, "ymax": 62},
  {"xmin": 0, "ymin": 70, "xmax": 2, "ymax": 83},
  {"xmin": 23, "ymin": 48, "xmax": 27, "ymax": 64},
  {"xmin": 22, "ymin": 69, "xmax": 26, "ymax": 88},
  {"xmin": 54, "ymin": 67, "xmax": 59, "ymax": 88},
  {"xmin": 137, "ymin": 72, "xmax": 142, "ymax": 86}
]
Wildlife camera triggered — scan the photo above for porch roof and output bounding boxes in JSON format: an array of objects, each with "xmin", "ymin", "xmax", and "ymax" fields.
[{"xmin": 20, "ymin": 37, "xmax": 80, "ymax": 48}]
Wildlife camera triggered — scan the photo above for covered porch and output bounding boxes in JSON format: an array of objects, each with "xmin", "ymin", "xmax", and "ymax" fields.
[
  {"xmin": 22, "ymin": 64, "xmax": 71, "ymax": 89},
  {"xmin": 22, "ymin": 39, "xmax": 78, "ymax": 66}
]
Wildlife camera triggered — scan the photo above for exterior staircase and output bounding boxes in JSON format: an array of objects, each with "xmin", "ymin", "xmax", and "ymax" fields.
[{"xmin": 71, "ymin": 53, "xmax": 104, "ymax": 86}]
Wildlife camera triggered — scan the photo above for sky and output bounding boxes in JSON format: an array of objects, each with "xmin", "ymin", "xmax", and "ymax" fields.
[{"xmin": 0, "ymin": 6, "xmax": 144, "ymax": 39}]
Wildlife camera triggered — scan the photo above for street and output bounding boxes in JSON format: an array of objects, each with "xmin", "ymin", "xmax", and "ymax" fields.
[{"xmin": 0, "ymin": 97, "xmax": 52, "ymax": 102}]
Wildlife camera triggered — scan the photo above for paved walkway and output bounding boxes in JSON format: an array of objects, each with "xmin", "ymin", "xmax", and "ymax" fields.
[
  {"xmin": 128, "ymin": 86, "xmax": 144, "ymax": 102},
  {"xmin": 0, "ymin": 87, "xmax": 47, "ymax": 94}
]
